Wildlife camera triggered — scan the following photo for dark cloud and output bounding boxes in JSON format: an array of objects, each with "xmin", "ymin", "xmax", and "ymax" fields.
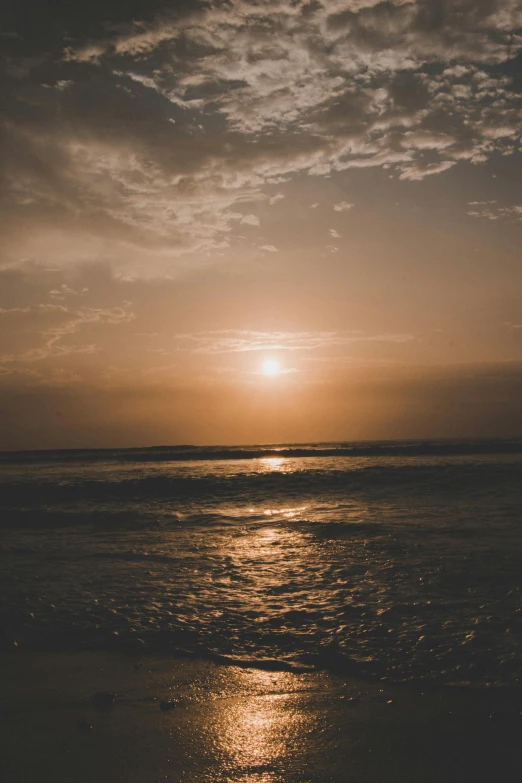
[{"xmin": 1, "ymin": 0, "xmax": 520, "ymax": 275}]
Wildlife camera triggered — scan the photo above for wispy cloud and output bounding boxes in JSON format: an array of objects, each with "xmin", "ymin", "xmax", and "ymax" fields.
[
  {"xmin": 467, "ymin": 202, "xmax": 522, "ymax": 222},
  {"xmin": 173, "ymin": 330, "xmax": 415, "ymax": 354},
  {"xmin": 240, "ymin": 214, "xmax": 261, "ymax": 226},
  {"xmin": 0, "ymin": 304, "xmax": 134, "ymax": 364},
  {"xmin": 269, "ymin": 193, "xmax": 285, "ymax": 206}
]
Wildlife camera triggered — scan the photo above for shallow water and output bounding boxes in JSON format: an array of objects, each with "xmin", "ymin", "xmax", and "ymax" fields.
[{"xmin": 1, "ymin": 440, "xmax": 521, "ymax": 685}]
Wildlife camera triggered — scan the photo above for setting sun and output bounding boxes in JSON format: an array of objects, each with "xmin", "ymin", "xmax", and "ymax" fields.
[{"xmin": 262, "ymin": 359, "xmax": 281, "ymax": 376}]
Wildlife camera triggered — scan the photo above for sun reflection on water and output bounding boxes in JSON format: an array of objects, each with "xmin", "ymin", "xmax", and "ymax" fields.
[
  {"xmin": 262, "ymin": 506, "xmax": 307, "ymax": 518},
  {"xmin": 258, "ymin": 457, "xmax": 288, "ymax": 472},
  {"xmin": 231, "ymin": 524, "xmax": 308, "ymax": 562},
  {"xmin": 213, "ymin": 669, "xmax": 313, "ymax": 780}
]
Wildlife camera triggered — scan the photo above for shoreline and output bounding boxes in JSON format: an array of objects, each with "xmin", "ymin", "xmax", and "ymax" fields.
[{"xmin": 1, "ymin": 651, "xmax": 521, "ymax": 782}]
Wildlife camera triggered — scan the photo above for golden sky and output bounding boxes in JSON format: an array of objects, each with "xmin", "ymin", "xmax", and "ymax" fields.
[{"xmin": 1, "ymin": 0, "xmax": 521, "ymax": 448}]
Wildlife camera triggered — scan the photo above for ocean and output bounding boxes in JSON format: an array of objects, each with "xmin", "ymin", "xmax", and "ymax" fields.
[{"xmin": 1, "ymin": 439, "xmax": 521, "ymax": 686}]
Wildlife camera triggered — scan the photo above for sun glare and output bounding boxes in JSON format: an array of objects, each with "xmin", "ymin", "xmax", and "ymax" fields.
[{"xmin": 262, "ymin": 358, "xmax": 280, "ymax": 376}]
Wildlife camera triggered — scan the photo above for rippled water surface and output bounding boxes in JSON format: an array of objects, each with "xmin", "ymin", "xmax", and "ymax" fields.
[{"xmin": 1, "ymin": 440, "xmax": 521, "ymax": 685}]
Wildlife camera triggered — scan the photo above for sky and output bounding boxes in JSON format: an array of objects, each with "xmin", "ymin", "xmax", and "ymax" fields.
[{"xmin": 1, "ymin": 0, "xmax": 521, "ymax": 449}]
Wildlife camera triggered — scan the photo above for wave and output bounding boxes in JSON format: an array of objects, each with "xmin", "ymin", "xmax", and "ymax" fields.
[
  {"xmin": 0, "ymin": 459, "xmax": 520, "ymax": 512},
  {"xmin": 2, "ymin": 437, "xmax": 522, "ymax": 465},
  {"xmin": 2, "ymin": 616, "xmax": 517, "ymax": 685}
]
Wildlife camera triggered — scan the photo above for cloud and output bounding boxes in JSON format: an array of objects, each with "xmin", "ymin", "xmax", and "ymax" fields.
[
  {"xmin": 1, "ymin": 0, "xmax": 521, "ymax": 275},
  {"xmin": 0, "ymin": 303, "xmax": 134, "ymax": 364},
  {"xmin": 260, "ymin": 245, "xmax": 278, "ymax": 252},
  {"xmin": 329, "ymin": 228, "xmax": 342, "ymax": 238},
  {"xmin": 467, "ymin": 202, "xmax": 522, "ymax": 222},
  {"xmin": 399, "ymin": 160, "xmax": 458, "ymax": 181},
  {"xmin": 49, "ymin": 285, "xmax": 89, "ymax": 300},
  {"xmin": 251, "ymin": 366, "xmax": 298, "ymax": 376},
  {"xmin": 269, "ymin": 193, "xmax": 285, "ymax": 205},
  {"xmin": 240, "ymin": 214, "xmax": 261, "ymax": 226},
  {"xmin": 334, "ymin": 201, "xmax": 354, "ymax": 212},
  {"xmin": 173, "ymin": 330, "xmax": 415, "ymax": 354}
]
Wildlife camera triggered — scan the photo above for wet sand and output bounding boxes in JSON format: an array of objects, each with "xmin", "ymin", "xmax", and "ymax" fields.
[{"xmin": 1, "ymin": 652, "xmax": 521, "ymax": 783}]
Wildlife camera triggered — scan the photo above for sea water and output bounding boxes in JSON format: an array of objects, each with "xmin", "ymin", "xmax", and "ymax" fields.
[{"xmin": 1, "ymin": 440, "xmax": 521, "ymax": 685}]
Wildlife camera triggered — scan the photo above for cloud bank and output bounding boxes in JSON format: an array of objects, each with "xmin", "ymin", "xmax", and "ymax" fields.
[{"xmin": 1, "ymin": 0, "xmax": 521, "ymax": 274}]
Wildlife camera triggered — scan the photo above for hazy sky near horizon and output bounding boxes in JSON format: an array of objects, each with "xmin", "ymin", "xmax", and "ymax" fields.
[{"xmin": 1, "ymin": 0, "xmax": 521, "ymax": 449}]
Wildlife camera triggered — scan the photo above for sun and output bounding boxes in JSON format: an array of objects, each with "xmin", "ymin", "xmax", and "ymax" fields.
[{"xmin": 262, "ymin": 358, "xmax": 281, "ymax": 376}]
